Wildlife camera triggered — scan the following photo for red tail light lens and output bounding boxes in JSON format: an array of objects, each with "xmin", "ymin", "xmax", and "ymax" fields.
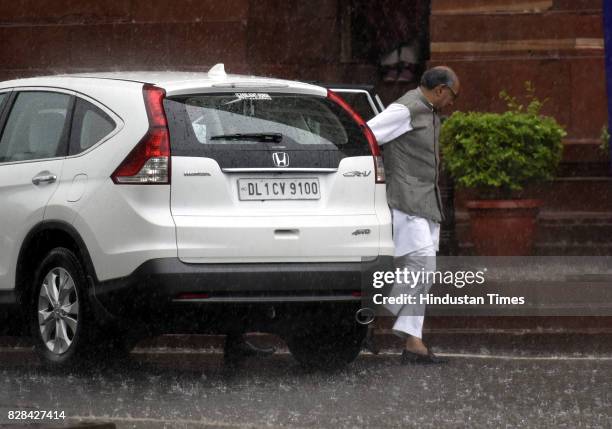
[
  {"xmin": 143, "ymin": 84, "xmax": 168, "ymax": 127},
  {"xmin": 327, "ymin": 89, "xmax": 385, "ymax": 183},
  {"xmin": 111, "ymin": 85, "xmax": 171, "ymax": 184},
  {"xmin": 175, "ymin": 293, "xmax": 210, "ymax": 300}
]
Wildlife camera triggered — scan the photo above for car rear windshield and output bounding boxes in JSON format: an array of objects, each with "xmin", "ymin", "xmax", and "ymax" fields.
[{"xmin": 164, "ymin": 92, "xmax": 370, "ymax": 169}]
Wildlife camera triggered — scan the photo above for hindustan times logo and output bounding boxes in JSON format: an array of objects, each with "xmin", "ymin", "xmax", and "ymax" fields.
[{"xmin": 371, "ymin": 293, "xmax": 525, "ymax": 306}]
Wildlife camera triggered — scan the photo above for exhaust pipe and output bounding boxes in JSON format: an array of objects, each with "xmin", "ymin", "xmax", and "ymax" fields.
[{"xmin": 355, "ymin": 307, "xmax": 375, "ymax": 325}]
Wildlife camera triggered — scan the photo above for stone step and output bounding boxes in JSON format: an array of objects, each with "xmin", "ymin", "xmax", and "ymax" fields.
[
  {"xmin": 431, "ymin": 0, "xmax": 600, "ymax": 15},
  {"xmin": 456, "ymin": 210, "xmax": 612, "ymax": 225},
  {"xmin": 560, "ymin": 140, "xmax": 609, "ymax": 166},
  {"xmin": 558, "ymin": 163, "xmax": 610, "ymax": 178},
  {"xmin": 535, "ymin": 220, "xmax": 612, "ymax": 244},
  {"xmin": 432, "ymin": 0, "xmax": 555, "ymax": 15},
  {"xmin": 534, "ymin": 243, "xmax": 612, "ymax": 256},
  {"xmin": 455, "ymin": 212, "xmax": 612, "ymax": 255},
  {"xmin": 458, "ymin": 241, "xmax": 612, "ymax": 256},
  {"xmin": 552, "ymin": 0, "xmax": 602, "ymax": 12},
  {"xmin": 454, "ymin": 178, "xmax": 612, "ymax": 213},
  {"xmin": 528, "ymin": 178, "xmax": 612, "ymax": 212}
]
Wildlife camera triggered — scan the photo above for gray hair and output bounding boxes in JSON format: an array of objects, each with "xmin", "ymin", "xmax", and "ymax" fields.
[{"xmin": 420, "ymin": 68, "xmax": 455, "ymax": 90}]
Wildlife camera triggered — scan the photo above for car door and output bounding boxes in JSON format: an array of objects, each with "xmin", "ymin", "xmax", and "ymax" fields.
[
  {"xmin": 329, "ymin": 88, "xmax": 385, "ymax": 120},
  {"xmin": 0, "ymin": 89, "xmax": 73, "ymax": 290}
]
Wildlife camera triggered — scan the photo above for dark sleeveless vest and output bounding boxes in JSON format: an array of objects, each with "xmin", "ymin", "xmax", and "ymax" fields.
[{"xmin": 382, "ymin": 87, "xmax": 443, "ymax": 222}]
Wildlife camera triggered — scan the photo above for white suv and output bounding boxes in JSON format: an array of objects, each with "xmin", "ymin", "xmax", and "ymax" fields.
[{"xmin": 0, "ymin": 65, "xmax": 393, "ymax": 368}]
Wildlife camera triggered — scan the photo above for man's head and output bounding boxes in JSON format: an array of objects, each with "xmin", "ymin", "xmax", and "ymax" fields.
[{"xmin": 419, "ymin": 66, "xmax": 460, "ymax": 110}]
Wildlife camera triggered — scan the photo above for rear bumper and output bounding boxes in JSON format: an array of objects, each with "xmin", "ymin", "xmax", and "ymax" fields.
[{"xmin": 92, "ymin": 256, "xmax": 393, "ymax": 320}]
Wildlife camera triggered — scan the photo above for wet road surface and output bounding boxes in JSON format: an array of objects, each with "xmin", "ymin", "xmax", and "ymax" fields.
[{"xmin": 0, "ymin": 334, "xmax": 611, "ymax": 428}]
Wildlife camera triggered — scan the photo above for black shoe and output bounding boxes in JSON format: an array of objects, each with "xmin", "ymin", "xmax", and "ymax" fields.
[
  {"xmin": 400, "ymin": 349, "xmax": 448, "ymax": 365},
  {"xmin": 224, "ymin": 335, "xmax": 276, "ymax": 363}
]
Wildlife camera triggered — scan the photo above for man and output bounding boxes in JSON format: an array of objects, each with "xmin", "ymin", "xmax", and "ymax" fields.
[{"xmin": 367, "ymin": 66, "xmax": 460, "ymax": 364}]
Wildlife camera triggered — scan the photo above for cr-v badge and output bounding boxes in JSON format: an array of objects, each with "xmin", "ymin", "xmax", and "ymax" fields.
[{"xmin": 272, "ymin": 152, "xmax": 289, "ymax": 167}]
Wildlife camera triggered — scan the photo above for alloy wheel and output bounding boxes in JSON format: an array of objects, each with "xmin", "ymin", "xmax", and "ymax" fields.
[{"xmin": 37, "ymin": 267, "xmax": 80, "ymax": 355}]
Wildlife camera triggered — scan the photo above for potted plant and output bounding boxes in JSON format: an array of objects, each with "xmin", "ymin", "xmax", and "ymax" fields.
[{"xmin": 440, "ymin": 83, "xmax": 566, "ymax": 255}]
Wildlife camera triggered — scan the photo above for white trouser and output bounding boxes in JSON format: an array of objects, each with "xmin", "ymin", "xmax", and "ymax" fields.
[{"xmin": 390, "ymin": 210, "xmax": 439, "ymax": 339}]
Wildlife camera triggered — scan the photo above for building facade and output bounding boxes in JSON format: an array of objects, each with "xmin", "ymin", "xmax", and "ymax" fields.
[
  {"xmin": 0, "ymin": 0, "xmax": 609, "ymax": 254},
  {"xmin": 429, "ymin": 0, "xmax": 611, "ymax": 255}
]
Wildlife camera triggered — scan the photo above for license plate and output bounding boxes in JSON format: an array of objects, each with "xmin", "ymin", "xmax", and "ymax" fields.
[{"xmin": 238, "ymin": 178, "xmax": 321, "ymax": 201}]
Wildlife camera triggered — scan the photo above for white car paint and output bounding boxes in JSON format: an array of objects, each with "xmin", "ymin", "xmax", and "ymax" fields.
[{"xmin": 0, "ymin": 67, "xmax": 393, "ymax": 290}]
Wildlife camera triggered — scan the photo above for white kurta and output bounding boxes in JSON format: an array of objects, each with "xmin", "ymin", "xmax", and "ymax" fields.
[
  {"xmin": 367, "ymin": 102, "xmax": 440, "ymax": 339},
  {"xmin": 367, "ymin": 103, "xmax": 414, "ymax": 143}
]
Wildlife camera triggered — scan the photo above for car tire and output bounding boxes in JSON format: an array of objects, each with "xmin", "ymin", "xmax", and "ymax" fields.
[
  {"xmin": 29, "ymin": 247, "xmax": 95, "ymax": 367},
  {"xmin": 285, "ymin": 307, "xmax": 367, "ymax": 370}
]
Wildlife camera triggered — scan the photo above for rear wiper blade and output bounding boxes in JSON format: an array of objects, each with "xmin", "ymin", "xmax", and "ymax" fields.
[{"xmin": 210, "ymin": 133, "xmax": 283, "ymax": 143}]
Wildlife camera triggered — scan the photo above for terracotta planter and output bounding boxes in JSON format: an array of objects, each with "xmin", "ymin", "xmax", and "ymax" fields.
[{"xmin": 466, "ymin": 199, "xmax": 542, "ymax": 256}]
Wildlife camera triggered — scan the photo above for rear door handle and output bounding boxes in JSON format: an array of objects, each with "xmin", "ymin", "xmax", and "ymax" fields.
[
  {"xmin": 32, "ymin": 173, "xmax": 57, "ymax": 185},
  {"xmin": 274, "ymin": 229, "xmax": 300, "ymax": 239}
]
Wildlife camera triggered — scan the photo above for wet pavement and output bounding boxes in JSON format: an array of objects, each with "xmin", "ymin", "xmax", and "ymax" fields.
[{"xmin": 0, "ymin": 334, "xmax": 611, "ymax": 428}]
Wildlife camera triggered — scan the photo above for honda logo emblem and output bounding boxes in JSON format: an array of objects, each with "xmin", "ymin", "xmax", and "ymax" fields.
[{"xmin": 272, "ymin": 152, "xmax": 289, "ymax": 168}]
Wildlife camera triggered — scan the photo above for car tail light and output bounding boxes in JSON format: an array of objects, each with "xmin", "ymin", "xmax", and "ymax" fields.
[
  {"xmin": 327, "ymin": 89, "xmax": 385, "ymax": 183},
  {"xmin": 111, "ymin": 85, "xmax": 171, "ymax": 184},
  {"xmin": 175, "ymin": 293, "xmax": 210, "ymax": 300}
]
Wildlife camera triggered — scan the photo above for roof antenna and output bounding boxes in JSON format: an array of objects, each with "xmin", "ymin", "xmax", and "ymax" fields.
[{"xmin": 208, "ymin": 63, "xmax": 226, "ymax": 79}]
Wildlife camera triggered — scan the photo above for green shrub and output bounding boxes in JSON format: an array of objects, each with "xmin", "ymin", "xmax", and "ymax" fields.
[{"xmin": 440, "ymin": 83, "xmax": 565, "ymax": 199}]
